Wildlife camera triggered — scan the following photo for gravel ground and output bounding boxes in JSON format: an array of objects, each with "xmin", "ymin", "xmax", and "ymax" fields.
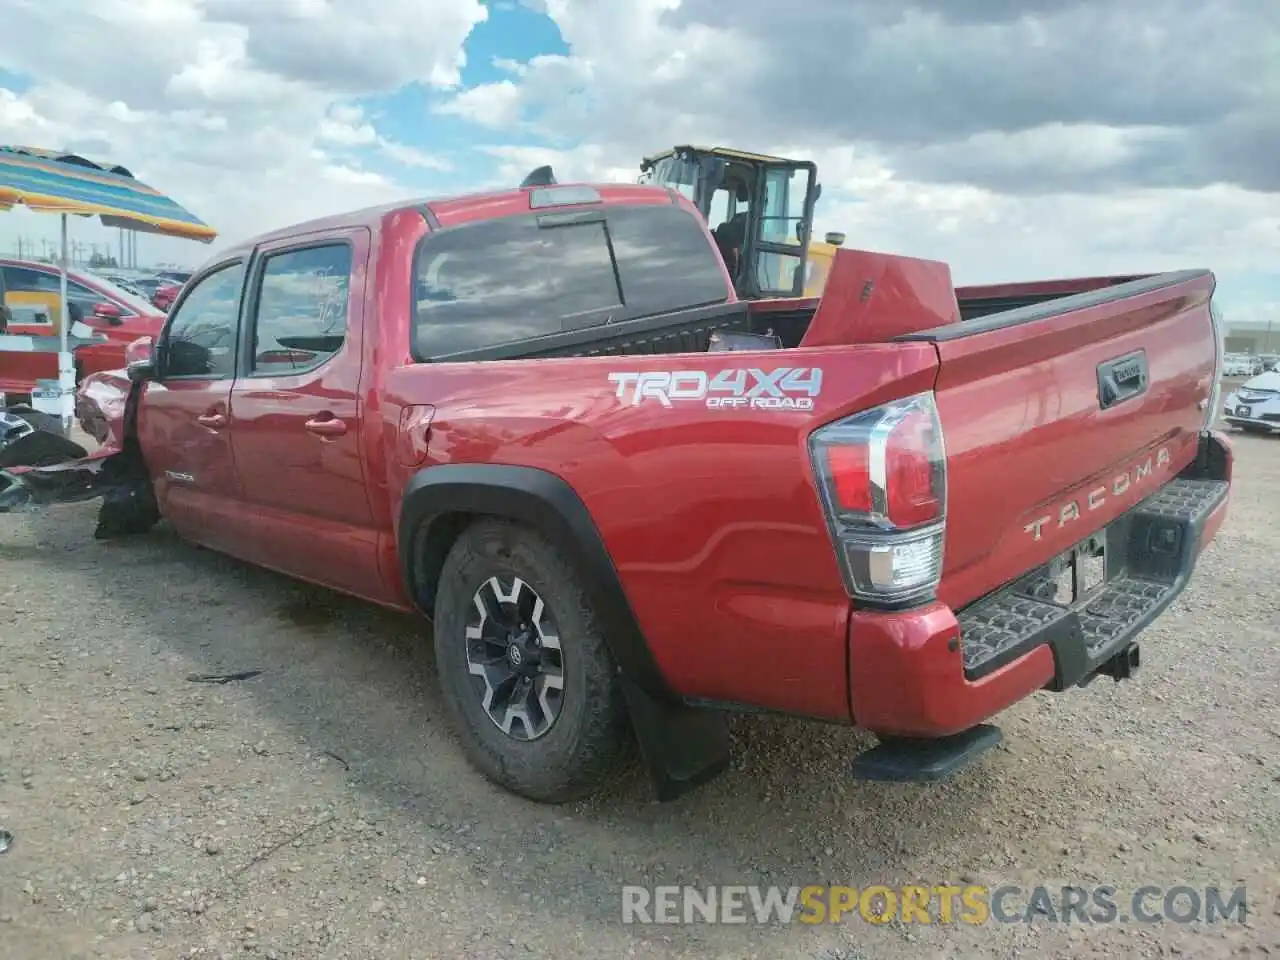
[{"xmin": 0, "ymin": 396, "xmax": 1277, "ymax": 959}]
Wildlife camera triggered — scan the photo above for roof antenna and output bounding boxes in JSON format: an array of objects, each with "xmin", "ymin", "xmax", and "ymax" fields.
[{"xmin": 520, "ymin": 165, "xmax": 556, "ymax": 188}]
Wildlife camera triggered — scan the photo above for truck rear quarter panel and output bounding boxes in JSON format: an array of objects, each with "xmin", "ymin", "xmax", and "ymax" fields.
[{"xmin": 382, "ymin": 343, "xmax": 939, "ymax": 721}]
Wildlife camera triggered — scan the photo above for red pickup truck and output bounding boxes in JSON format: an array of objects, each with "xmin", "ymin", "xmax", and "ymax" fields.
[{"xmin": 0, "ymin": 181, "xmax": 1231, "ymax": 804}]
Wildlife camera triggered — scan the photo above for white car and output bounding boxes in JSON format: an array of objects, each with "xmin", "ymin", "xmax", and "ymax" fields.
[
  {"xmin": 1223, "ymin": 370, "xmax": 1280, "ymax": 434},
  {"xmin": 1222, "ymin": 355, "xmax": 1255, "ymax": 377}
]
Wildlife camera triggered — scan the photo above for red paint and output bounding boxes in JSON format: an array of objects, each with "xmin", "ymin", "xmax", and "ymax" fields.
[
  {"xmin": 932, "ymin": 275, "xmax": 1216, "ymax": 611},
  {"xmin": 396, "ymin": 405, "xmax": 436, "ymax": 466},
  {"xmin": 801, "ymin": 248, "xmax": 960, "ymax": 347},
  {"xmin": 70, "ymin": 183, "xmax": 1228, "ymax": 734},
  {"xmin": 847, "ymin": 603, "xmax": 1057, "ymax": 737}
]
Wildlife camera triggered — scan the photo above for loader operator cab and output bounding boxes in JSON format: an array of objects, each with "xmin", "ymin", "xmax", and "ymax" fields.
[{"xmin": 638, "ymin": 145, "xmax": 821, "ymax": 300}]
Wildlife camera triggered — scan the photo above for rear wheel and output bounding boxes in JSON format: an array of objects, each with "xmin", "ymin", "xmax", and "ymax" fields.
[{"xmin": 432, "ymin": 518, "xmax": 633, "ymax": 802}]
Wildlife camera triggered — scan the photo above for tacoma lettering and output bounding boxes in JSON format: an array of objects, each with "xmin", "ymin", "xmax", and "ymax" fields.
[{"xmin": 1024, "ymin": 448, "xmax": 1172, "ymax": 541}]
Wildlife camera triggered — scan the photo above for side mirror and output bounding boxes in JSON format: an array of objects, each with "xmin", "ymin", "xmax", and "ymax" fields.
[
  {"xmin": 125, "ymin": 335, "xmax": 153, "ymax": 365},
  {"xmin": 125, "ymin": 336, "xmax": 155, "ymax": 383},
  {"xmin": 93, "ymin": 301, "xmax": 124, "ymax": 325},
  {"xmin": 126, "ymin": 359, "xmax": 156, "ymax": 384}
]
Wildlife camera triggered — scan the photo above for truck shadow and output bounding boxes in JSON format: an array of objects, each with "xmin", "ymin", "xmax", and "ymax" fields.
[{"xmin": 13, "ymin": 508, "xmax": 1035, "ymax": 927}]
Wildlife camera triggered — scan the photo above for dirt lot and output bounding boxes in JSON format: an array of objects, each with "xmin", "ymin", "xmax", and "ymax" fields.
[{"xmin": 1, "ymin": 399, "xmax": 1277, "ymax": 959}]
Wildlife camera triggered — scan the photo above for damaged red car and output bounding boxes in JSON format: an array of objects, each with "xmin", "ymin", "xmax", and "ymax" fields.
[{"xmin": 0, "ymin": 172, "xmax": 1231, "ymax": 804}]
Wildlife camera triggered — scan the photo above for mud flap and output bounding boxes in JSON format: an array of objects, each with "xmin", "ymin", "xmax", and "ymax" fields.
[{"xmin": 619, "ymin": 675, "xmax": 732, "ymax": 801}]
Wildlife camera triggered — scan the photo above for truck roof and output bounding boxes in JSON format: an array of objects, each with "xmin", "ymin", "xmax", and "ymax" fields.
[{"xmin": 216, "ymin": 182, "xmax": 680, "ymax": 258}]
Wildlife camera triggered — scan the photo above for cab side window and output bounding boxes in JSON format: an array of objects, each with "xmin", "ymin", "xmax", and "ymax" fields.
[
  {"xmin": 163, "ymin": 261, "xmax": 245, "ymax": 378},
  {"xmin": 249, "ymin": 244, "xmax": 351, "ymax": 374}
]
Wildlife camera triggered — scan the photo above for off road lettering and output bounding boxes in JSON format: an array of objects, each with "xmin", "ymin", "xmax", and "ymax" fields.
[{"xmin": 608, "ymin": 367, "xmax": 823, "ymax": 411}]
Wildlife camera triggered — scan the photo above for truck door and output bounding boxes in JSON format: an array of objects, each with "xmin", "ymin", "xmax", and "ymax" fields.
[
  {"xmin": 136, "ymin": 259, "xmax": 247, "ymax": 551},
  {"xmin": 225, "ymin": 229, "xmax": 388, "ymax": 602}
]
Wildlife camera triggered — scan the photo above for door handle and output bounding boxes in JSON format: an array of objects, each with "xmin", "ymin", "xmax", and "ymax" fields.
[
  {"xmin": 304, "ymin": 416, "xmax": 347, "ymax": 437},
  {"xmin": 197, "ymin": 412, "xmax": 228, "ymax": 429}
]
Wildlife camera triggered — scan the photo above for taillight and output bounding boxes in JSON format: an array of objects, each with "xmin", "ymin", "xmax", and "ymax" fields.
[{"xmin": 809, "ymin": 392, "xmax": 947, "ymax": 606}]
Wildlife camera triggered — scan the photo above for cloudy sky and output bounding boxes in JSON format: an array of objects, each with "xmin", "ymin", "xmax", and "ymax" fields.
[{"xmin": 1, "ymin": 0, "xmax": 1277, "ymax": 330}]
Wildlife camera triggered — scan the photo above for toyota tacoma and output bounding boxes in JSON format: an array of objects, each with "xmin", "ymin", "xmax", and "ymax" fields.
[{"xmin": 0, "ymin": 174, "xmax": 1231, "ymax": 803}]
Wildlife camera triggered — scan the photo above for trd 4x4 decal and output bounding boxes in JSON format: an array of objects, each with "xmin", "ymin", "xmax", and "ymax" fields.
[{"xmin": 608, "ymin": 367, "xmax": 823, "ymax": 411}]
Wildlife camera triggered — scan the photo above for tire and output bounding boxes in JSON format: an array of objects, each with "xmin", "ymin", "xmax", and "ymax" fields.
[{"xmin": 433, "ymin": 518, "xmax": 633, "ymax": 802}]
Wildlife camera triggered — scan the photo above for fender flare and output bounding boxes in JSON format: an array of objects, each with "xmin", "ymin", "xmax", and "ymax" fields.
[{"xmin": 398, "ymin": 463, "xmax": 678, "ymax": 703}]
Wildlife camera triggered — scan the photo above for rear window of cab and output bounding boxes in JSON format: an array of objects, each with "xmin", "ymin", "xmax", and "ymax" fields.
[{"xmin": 411, "ymin": 203, "xmax": 729, "ymax": 361}]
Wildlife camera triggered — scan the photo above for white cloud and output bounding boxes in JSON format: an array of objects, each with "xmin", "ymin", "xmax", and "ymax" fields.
[
  {"xmin": 199, "ymin": 0, "xmax": 488, "ymax": 94},
  {"xmin": 317, "ymin": 105, "xmax": 379, "ymax": 147},
  {"xmin": 0, "ymin": 0, "xmax": 484, "ymax": 264},
  {"xmin": 433, "ymin": 80, "xmax": 524, "ymax": 128}
]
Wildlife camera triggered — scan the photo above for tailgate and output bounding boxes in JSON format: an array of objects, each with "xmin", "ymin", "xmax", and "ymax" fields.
[{"xmin": 905, "ymin": 269, "xmax": 1218, "ymax": 612}]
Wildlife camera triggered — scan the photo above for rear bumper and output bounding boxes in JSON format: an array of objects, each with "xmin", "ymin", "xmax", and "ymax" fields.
[{"xmin": 848, "ymin": 431, "xmax": 1232, "ymax": 738}]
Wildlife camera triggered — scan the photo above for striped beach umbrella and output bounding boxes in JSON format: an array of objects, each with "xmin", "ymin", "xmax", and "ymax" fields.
[{"xmin": 0, "ymin": 145, "xmax": 216, "ymax": 431}]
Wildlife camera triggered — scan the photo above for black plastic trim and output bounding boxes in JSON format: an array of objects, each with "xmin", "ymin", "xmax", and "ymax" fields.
[
  {"xmin": 419, "ymin": 300, "xmax": 749, "ymax": 364},
  {"xmin": 852, "ymin": 724, "xmax": 1003, "ymax": 782},
  {"xmin": 398, "ymin": 463, "xmax": 678, "ymax": 703},
  {"xmin": 419, "ymin": 205, "xmax": 441, "ymax": 230},
  {"xmin": 620, "ymin": 675, "xmax": 731, "ymax": 801},
  {"xmin": 1096, "ymin": 349, "xmax": 1149, "ymax": 411},
  {"xmin": 894, "ymin": 269, "xmax": 1211, "ymax": 343}
]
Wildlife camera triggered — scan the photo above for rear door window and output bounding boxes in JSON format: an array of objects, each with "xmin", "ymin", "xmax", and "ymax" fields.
[{"xmin": 247, "ymin": 243, "xmax": 352, "ymax": 375}]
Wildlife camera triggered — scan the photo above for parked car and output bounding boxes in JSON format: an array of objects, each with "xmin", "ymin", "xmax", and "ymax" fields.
[
  {"xmin": 151, "ymin": 282, "xmax": 182, "ymax": 313},
  {"xmin": 1222, "ymin": 354, "xmax": 1254, "ymax": 377},
  {"xmin": 1223, "ymin": 369, "xmax": 1280, "ymax": 434},
  {"xmin": 0, "ymin": 257, "xmax": 167, "ymax": 397},
  {"xmin": 124, "ymin": 275, "xmax": 165, "ymax": 300},
  {"xmin": 95, "ymin": 273, "xmax": 146, "ymax": 299},
  {"xmin": 3, "ymin": 180, "xmax": 1231, "ymax": 804}
]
